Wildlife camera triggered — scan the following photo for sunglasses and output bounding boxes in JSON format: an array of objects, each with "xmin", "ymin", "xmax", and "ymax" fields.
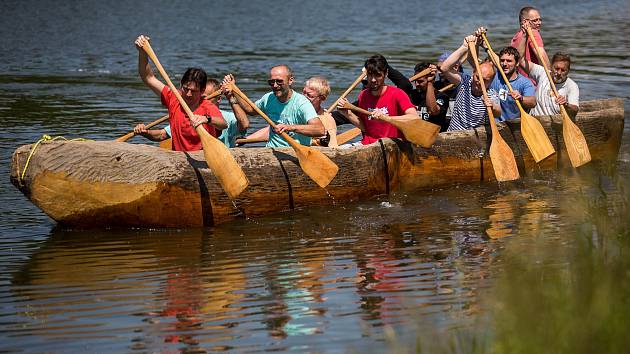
[{"xmin": 267, "ymin": 79, "xmax": 285, "ymax": 86}]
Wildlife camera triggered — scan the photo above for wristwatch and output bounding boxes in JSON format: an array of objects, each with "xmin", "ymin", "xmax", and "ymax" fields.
[{"xmin": 229, "ymin": 98, "xmax": 238, "ymax": 104}]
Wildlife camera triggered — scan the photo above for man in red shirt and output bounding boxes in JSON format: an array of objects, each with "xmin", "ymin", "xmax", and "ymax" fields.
[
  {"xmin": 134, "ymin": 35, "xmax": 226, "ymax": 151},
  {"xmin": 337, "ymin": 54, "xmax": 419, "ymax": 145}
]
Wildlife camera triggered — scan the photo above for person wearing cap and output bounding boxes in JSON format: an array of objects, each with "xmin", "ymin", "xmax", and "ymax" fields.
[
  {"xmin": 387, "ymin": 62, "xmax": 450, "ymax": 132},
  {"xmin": 435, "ymin": 51, "xmax": 463, "ymax": 99}
]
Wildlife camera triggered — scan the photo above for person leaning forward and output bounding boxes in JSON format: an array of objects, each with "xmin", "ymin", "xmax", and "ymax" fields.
[
  {"xmin": 336, "ymin": 54, "xmax": 419, "ymax": 145},
  {"xmin": 230, "ymin": 65, "xmax": 324, "ymax": 148},
  {"xmin": 134, "ymin": 35, "xmax": 226, "ymax": 152},
  {"xmin": 440, "ymin": 32, "xmax": 497, "ymax": 131},
  {"xmin": 134, "ymin": 76, "xmax": 250, "ymax": 148}
]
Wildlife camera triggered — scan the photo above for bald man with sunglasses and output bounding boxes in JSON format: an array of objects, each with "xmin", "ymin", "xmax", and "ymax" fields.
[{"xmin": 230, "ymin": 65, "xmax": 325, "ymax": 148}]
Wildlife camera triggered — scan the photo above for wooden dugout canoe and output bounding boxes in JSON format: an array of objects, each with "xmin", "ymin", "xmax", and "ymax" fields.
[{"xmin": 10, "ymin": 98, "xmax": 624, "ymax": 228}]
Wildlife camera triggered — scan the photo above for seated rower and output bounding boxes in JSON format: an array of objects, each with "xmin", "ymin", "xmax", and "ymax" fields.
[
  {"xmin": 387, "ymin": 62, "xmax": 450, "ymax": 132},
  {"xmin": 515, "ymin": 23, "xmax": 579, "ymax": 118},
  {"xmin": 336, "ymin": 54, "xmax": 419, "ymax": 145},
  {"xmin": 231, "ymin": 65, "xmax": 325, "ymax": 148},
  {"xmin": 440, "ymin": 31, "xmax": 498, "ymax": 131},
  {"xmin": 134, "ymin": 35, "xmax": 226, "ymax": 151},
  {"xmin": 133, "ymin": 77, "xmax": 250, "ymax": 147}
]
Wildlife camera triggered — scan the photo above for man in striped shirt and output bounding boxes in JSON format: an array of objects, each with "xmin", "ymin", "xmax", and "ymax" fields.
[{"xmin": 440, "ymin": 33, "xmax": 498, "ymax": 131}]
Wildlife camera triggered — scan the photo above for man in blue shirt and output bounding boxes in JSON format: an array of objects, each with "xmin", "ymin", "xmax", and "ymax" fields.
[
  {"xmin": 488, "ymin": 46, "xmax": 536, "ymax": 122},
  {"xmin": 231, "ymin": 65, "xmax": 324, "ymax": 148}
]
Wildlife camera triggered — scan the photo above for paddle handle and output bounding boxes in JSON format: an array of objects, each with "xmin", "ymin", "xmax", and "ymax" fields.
[
  {"xmin": 408, "ymin": 67, "xmax": 432, "ymax": 83},
  {"xmin": 524, "ymin": 27, "xmax": 562, "ymax": 99},
  {"xmin": 230, "ymin": 84, "xmax": 301, "ymax": 149},
  {"xmin": 235, "ymin": 136, "xmax": 268, "ymax": 145},
  {"xmin": 205, "ymin": 89, "xmax": 221, "ymax": 100},
  {"xmin": 481, "ymin": 33, "xmax": 526, "ymax": 113},
  {"xmin": 116, "ymin": 114, "xmax": 169, "ymax": 142},
  {"xmin": 325, "ymin": 69, "xmax": 366, "ymax": 112},
  {"xmin": 438, "ymin": 83, "xmax": 455, "ymax": 93},
  {"xmin": 467, "ymin": 41, "xmax": 499, "ymax": 134}
]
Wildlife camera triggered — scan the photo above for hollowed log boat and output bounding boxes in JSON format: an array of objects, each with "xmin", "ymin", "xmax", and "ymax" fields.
[{"xmin": 10, "ymin": 98, "xmax": 624, "ymax": 228}]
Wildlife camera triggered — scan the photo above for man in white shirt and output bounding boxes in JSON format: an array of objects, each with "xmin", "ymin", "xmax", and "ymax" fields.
[{"xmin": 515, "ymin": 24, "xmax": 579, "ymax": 118}]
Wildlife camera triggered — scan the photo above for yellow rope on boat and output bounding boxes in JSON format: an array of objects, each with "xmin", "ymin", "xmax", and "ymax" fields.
[{"xmin": 18, "ymin": 135, "xmax": 92, "ymax": 184}]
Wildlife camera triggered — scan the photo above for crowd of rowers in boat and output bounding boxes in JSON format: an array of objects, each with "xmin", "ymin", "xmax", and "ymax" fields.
[{"xmin": 130, "ymin": 6, "xmax": 579, "ymax": 151}]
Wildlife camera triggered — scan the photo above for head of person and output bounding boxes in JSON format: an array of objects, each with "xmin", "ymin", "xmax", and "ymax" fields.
[
  {"xmin": 519, "ymin": 6, "xmax": 542, "ymax": 31},
  {"xmin": 413, "ymin": 62, "xmax": 433, "ymax": 91},
  {"xmin": 471, "ymin": 61, "xmax": 496, "ymax": 97},
  {"xmin": 180, "ymin": 68, "xmax": 207, "ymax": 106},
  {"xmin": 268, "ymin": 65, "xmax": 294, "ymax": 100},
  {"xmin": 303, "ymin": 76, "xmax": 330, "ymax": 111},
  {"xmin": 498, "ymin": 46, "xmax": 520, "ymax": 77},
  {"xmin": 364, "ymin": 54, "xmax": 389, "ymax": 93},
  {"xmin": 551, "ymin": 52, "xmax": 572, "ymax": 84},
  {"xmin": 203, "ymin": 78, "xmax": 222, "ymax": 104}
]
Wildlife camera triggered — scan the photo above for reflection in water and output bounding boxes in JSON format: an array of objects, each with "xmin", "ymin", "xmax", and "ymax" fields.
[{"xmin": 1, "ymin": 0, "xmax": 629, "ymax": 351}]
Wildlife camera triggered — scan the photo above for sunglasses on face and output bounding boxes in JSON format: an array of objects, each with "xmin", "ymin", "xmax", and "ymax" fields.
[
  {"xmin": 181, "ymin": 85, "xmax": 200, "ymax": 93},
  {"xmin": 303, "ymin": 91, "xmax": 321, "ymax": 100},
  {"xmin": 267, "ymin": 79, "xmax": 285, "ymax": 86}
]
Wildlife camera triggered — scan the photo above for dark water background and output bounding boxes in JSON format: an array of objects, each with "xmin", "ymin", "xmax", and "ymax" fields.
[{"xmin": 1, "ymin": 0, "xmax": 629, "ymax": 352}]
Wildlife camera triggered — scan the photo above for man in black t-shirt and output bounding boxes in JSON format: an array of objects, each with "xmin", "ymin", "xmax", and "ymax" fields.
[{"xmin": 388, "ymin": 62, "xmax": 450, "ymax": 132}]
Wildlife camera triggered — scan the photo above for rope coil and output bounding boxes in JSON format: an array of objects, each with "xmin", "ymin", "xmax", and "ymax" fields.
[{"xmin": 18, "ymin": 135, "xmax": 91, "ymax": 184}]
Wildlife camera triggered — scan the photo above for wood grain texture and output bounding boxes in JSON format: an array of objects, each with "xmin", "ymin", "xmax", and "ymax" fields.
[{"xmin": 10, "ymin": 99, "xmax": 623, "ymax": 228}]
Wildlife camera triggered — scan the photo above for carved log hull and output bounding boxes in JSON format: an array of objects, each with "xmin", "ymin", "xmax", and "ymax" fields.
[{"xmin": 10, "ymin": 99, "xmax": 624, "ymax": 228}]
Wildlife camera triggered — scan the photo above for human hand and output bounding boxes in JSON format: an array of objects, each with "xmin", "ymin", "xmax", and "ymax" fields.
[
  {"xmin": 337, "ymin": 97, "xmax": 351, "ymax": 111},
  {"xmin": 134, "ymin": 35, "xmax": 150, "ymax": 50},
  {"xmin": 510, "ymin": 91, "xmax": 523, "ymax": 102},
  {"xmin": 190, "ymin": 114, "xmax": 208, "ymax": 128},
  {"xmin": 133, "ymin": 123, "xmax": 148, "ymax": 134},
  {"xmin": 474, "ymin": 27, "xmax": 487, "ymax": 37},
  {"xmin": 274, "ymin": 124, "xmax": 294, "ymax": 135},
  {"xmin": 555, "ymin": 95, "xmax": 567, "ymax": 106}
]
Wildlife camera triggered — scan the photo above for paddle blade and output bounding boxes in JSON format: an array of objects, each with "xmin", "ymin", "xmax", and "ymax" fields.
[
  {"xmin": 319, "ymin": 113, "xmax": 338, "ymax": 147},
  {"xmin": 294, "ymin": 145, "xmax": 339, "ymax": 188},
  {"xmin": 393, "ymin": 119, "xmax": 440, "ymax": 148},
  {"xmin": 197, "ymin": 128, "xmax": 249, "ymax": 198},
  {"xmin": 489, "ymin": 137, "xmax": 520, "ymax": 182},
  {"xmin": 562, "ymin": 115, "xmax": 591, "ymax": 167},
  {"xmin": 336, "ymin": 127, "xmax": 361, "ymax": 145},
  {"xmin": 520, "ymin": 112, "xmax": 555, "ymax": 162}
]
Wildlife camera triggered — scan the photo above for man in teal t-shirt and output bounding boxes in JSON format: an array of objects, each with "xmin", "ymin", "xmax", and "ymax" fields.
[{"xmin": 231, "ymin": 65, "xmax": 324, "ymax": 148}]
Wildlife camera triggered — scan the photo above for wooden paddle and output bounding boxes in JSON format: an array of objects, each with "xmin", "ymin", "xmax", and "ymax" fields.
[
  {"xmin": 481, "ymin": 33, "xmax": 555, "ymax": 163},
  {"xmin": 116, "ymin": 114, "xmax": 169, "ymax": 142},
  {"xmin": 322, "ymin": 69, "xmax": 367, "ymax": 147},
  {"xmin": 330, "ymin": 75, "xmax": 455, "ymax": 146},
  {"xmin": 230, "ymin": 84, "xmax": 339, "ymax": 188},
  {"xmin": 235, "ymin": 136, "xmax": 268, "ymax": 145},
  {"xmin": 340, "ymin": 101, "xmax": 439, "ymax": 148},
  {"xmin": 468, "ymin": 41, "xmax": 519, "ymax": 181},
  {"xmin": 116, "ymin": 89, "xmax": 220, "ymax": 143},
  {"xmin": 336, "ymin": 127, "xmax": 362, "ymax": 145},
  {"xmin": 138, "ymin": 38, "xmax": 249, "ymax": 199},
  {"xmin": 408, "ymin": 67, "xmax": 432, "ymax": 83},
  {"xmin": 524, "ymin": 27, "xmax": 591, "ymax": 167}
]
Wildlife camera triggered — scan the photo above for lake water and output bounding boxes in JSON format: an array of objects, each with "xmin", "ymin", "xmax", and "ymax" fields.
[{"xmin": 1, "ymin": 0, "xmax": 629, "ymax": 352}]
